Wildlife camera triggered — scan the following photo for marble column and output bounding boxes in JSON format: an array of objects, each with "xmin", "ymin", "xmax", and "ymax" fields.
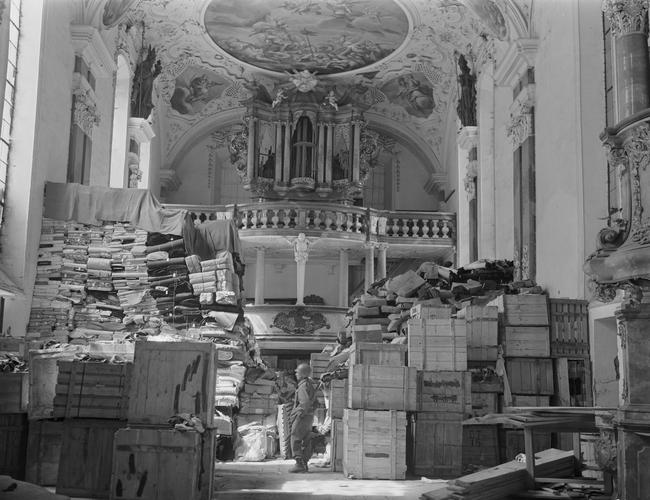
[
  {"xmin": 274, "ymin": 122, "xmax": 282, "ymax": 183},
  {"xmin": 325, "ymin": 125, "xmax": 333, "ymax": 184},
  {"xmin": 376, "ymin": 243, "xmax": 388, "ymax": 280},
  {"xmin": 283, "ymin": 122, "xmax": 291, "ymax": 181},
  {"xmin": 317, "ymin": 123, "xmax": 325, "ymax": 183},
  {"xmin": 127, "ymin": 118, "xmax": 155, "ymax": 189},
  {"xmin": 254, "ymin": 247, "xmax": 265, "ymax": 306},
  {"xmin": 293, "ymin": 233, "xmax": 310, "ymax": 306},
  {"xmin": 603, "ymin": 0, "xmax": 650, "ymax": 121},
  {"xmin": 352, "ymin": 122, "xmax": 361, "ymax": 182},
  {"xmin": 364, "ymin": 242, "xmax": 375, "ymax": 291},
  {"xmin": 246, "ymin": 117, "xmax": 256, "ymax": 181},
  {"xmin": 457, "ymin": 126, "xmax": 479, "ymax": 267},
  {"xmin": 338, "ymin": 248, "xmax": 349, "ymax": 307}
]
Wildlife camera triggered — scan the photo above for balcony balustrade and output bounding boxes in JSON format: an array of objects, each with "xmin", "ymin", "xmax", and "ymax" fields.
[{"xmin": 163, "ymin": 201, "xmax": 456, "ymax": 245}]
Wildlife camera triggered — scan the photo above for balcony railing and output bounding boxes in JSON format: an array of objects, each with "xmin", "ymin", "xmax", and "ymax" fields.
[{"xmin": 163, "ymin": 201, "xmax": 456, "ymax": 243}]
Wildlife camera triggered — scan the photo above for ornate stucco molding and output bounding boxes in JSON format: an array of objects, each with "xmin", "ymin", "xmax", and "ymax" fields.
[
  {"xmin": 292, "ymin": 233, "xmax": 311, "ymax": 264},
  {"xmin": 506, "ymin": 85, "xmax": 536, "ymax": 149},
  {"xmin": 494, "ymin": 38, "xmax": 538, "ymax": 88},
  {"xmin": 622, "ymin": 123, "xmax": 650, "ymax": 244},
  {"xmin": 70, "ymin": 25, "xmax": 116, "ymax": 77},
  {"xmin": 159, "ymin": 168, "xmax": 182, "ymax": 194},
  {"xmin": 602, "ymin": 0, "xmax": 649, "ymax": 36},
  {"xmin": 72, "ymin": 88, "xmax": 101, "ymax": 137},
  {"xmin": 464, "ymin": 159, "xmax": 478, "ymax": 200}
]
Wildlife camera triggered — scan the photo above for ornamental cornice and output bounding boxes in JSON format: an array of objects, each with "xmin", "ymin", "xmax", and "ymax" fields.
[
  {"xmin": 506, "ymin": 111, "xmax": 533, "ymax": 149},
  {"xmin": 602, "ymin": 0, "xmax": 649, "ymax": 36},
  {"xmin": 72, "ymin": 88, "xmax": 101, "ymax": 137},
  {"xmin": 70, "ymin": 25, "xmax": 116, "ymax": 77},
  {"xmin": 494, "ymin": 38, "xmax": 538, "ymax": 87}
]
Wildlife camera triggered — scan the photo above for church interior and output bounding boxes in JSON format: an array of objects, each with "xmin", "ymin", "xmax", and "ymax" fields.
[{"xmin": 0, "ymin": 0, "xmax": 649, "ymax": 499}]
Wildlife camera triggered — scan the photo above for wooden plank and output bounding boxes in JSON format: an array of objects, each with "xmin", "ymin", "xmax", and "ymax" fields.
[
  {"xmin": 57, "ymin": 418, "xmax": 122, "ymax": 498},
  {"xmin": 0, "ymin": 372, "xmax": 29, "ymax": 413},
  {"xmin": 327, "ymin": 379, "xmax": 347, "ymax": 420},
  {"xmin": 29, "ymin": 348, "xmax": 82, "ymax": 420},
  {"xmin": 408, "ymin": 319, "xmax": 467, "ymax": 371},
  {"xmin": 127, "ymin": 341, "xmax": 216, "ymax": 428},
  {"xmin": 554, "ymin": 358, "xmax": 571, "ymax": 407},
  {"xmin": 506, "ymin": 358, "xmax": 554, "ymax": 395},
  {"xmin": 351, "ymin": 330, "xmax": 383, "ymax": 343},
  {"xmin": 0, "ymin": 413, "xmax": 28, "ymax": 480},
  {"xmin": 411, "ymin": 411, "xmax": 463, "ymax": 478},
  {"xmin": 502, "ymin": 326, "xmax": 550, "ymax": 357},
  {"xmin": 418, "ymin": 371, "xmax": 471, "ymax": 414},
  {"xmin": 410, "ymin": 304, "xmax": 452, "ymax": 320},
  {"xmin": 343, "ymin": 409, "xmax": 407, "ymax": 480},
  {"xmin": 110, "ymin": 427, "xmax": 214, "ymax": 500},
  {"xmin": 489, "ymin": 295, "xmax": 549, "ymax": 326},
  {"xmin": 25, "ymin": 419, "xmax": 63, "ymax": 486},
  {"xmin": 53, "ymin": 361, "xmax": 132, "ymax": 420},
  {"xmin": 331, "ymin": 418, "xmax": 343, "ymax": 472},
  {"xmin": 349, "ymin": 342, "xmax": 407, "ymax": 366},
  {"xmin": 348, "ymin": 365, "xmax": 417, "ymax": 411}
]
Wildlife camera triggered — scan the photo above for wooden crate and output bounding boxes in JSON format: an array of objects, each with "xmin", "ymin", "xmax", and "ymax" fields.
[
  {"xmin": 0, "ymin": 337, "xmax": 25, "ymax": 356},
  {"xmin": 56, "ymin": 418, "xmax": 123, "ymax": 498},
  {"xmin": 501, "ymin": 326, "xmax": 550, "ymax": 357},
  {"xmin": 501, "ymin": 428, "xmax": 552, "ymax": 461},
  {"xmin": 465, "ymin": 306, "xmax": 498, "ymax": 361},
  {"xmin": 110, "ymin": 427, "xmax": 215, "ymax": 500},
  {"xmin": 88, "ymin": 342, "xmax": 135, "ymax": 361},
  {"xmin": 506, "ymin": 358, "xmax": 554, "ymax": 395},
  {"xmin": 348, "ymin": 365, "xmax": 417, "ymax": 411},
  {"xmin": 54, "ymin": 361, "xmax": 132, "ymax": 419},
  {"xmin": 343, "ymin": 409, "xmax": 407, "ymax": 480},
  {"xmin": 502, "ymin": 394, "xmax": 552, "ymax": 408},
  {"xmin": 0, "ymin": 372, "xmax": 29, "ymax": 413},
  {"xmin": 470, "ymin": 392, "xmax": 499, "ymax": 417},
  {"xmin": 549, "ymin": 299, "xmax": 589, "ymax": 358},
  {"xmin": 310, "ymin": 352, "xmax": 331, "ymax": 379},
  {"xmin": 417, "ymin": 371, "xmax": 471, "ymax": 414},
  {"xmin": 410, "ymin": 304, "xmax": 452, "ymax": 320},
  {"xmin": 331, "ymin": 417, "xmax": 344, "ymax": 472},
  {"xmin": 351, "ymin": 329, "xmax": 383, "ymax": 343},
  {"xmin": 29, "ymin": 348, "xmax": 82, "ymax": 420},
  {"xmin": 0, "ymin": 413, "xmax": 28, "ymax": 480},
  {"xmin": 239, "ymin": 393, "xmax": 280, "ymax": 414},
  {"xmin": 128, "ymin": 341, "xmax": 216, "ymax": 427},
  {"xmin": 349, "ymin": 342, "xmax": 407, "ymax": 366},
  {"xmin": 410, "ymin": 411, "xmax": 463, "ymax": 478},
  {"xmin": 25, "ymin": 419, "xmax": 63, "ymax": 485},
  {"xmin": 470, "ymin": 365, "xmax": 503, "ymax": 393},
  {"xmin": 328, "ymin": 379, "xmax": 347, "ymax": 419},
  {"xmin": 489, "ymin": 294, "xmax": 549, "ymax": 326},
  {"xmin": 407, "ymin": 319, "xmax": 467, "ymax": 371},
  {"xmin": 462, "ymin": 424, "xmax": 500, "ymax": 471}
]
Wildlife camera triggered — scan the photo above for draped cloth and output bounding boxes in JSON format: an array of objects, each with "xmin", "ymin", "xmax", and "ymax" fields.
[{"xmin": 44, "ymin": 182, "xmax": 186, "ymax": 235}]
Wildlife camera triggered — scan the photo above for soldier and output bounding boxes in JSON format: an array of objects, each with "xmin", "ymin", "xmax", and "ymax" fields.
[{"xmin": 289, "ymin": 363, "xmax": 317, "ymax": 473}]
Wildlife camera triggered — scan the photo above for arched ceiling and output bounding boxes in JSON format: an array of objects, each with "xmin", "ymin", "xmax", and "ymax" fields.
[{"xmin": 107, "ymin": 0, "xmax": 530, "ymax": 181}]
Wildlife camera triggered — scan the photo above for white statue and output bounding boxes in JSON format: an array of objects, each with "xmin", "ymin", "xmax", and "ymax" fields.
[
  {"xmin": 323, "ymin": 89, "xmax": 338, "ymax": 111},
  {"xmin": 292, "ymin": 233, "xmax": 310, "ymax": 264},
  {"xmin": 288, "ymin": 70, "xmax": 318, "ymax": 93},
  {"xmin": 272, "ymin": 88, "xmax": 287, "ymax": 108}
]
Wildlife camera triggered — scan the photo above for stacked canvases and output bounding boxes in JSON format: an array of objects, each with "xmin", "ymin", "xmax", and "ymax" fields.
[{"xmin": 406, "ymin": 304, "xmax": 471, "ymax": 479}]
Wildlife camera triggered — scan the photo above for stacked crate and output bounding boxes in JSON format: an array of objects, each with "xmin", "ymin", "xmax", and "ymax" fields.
[
  {"xmin": 347, "ymin": 293, "xmax": 392, "ymax": 343},
  {"xmin": 342, "ymin": 342, "xmax": 413, "ymax": 479},
  {"xmin": 407, "ymin": 311, "xmax": 469, "ymax": 478},
  {"xmin": 489, "ymin": 294, "xmax": 554, "ymax": 460},
  {"xmin": 463, "ymin": 305, "xmax": 501, "ymax": 472},
  {"xmin": 110, "ymin": 340, "xmax": 217, "ymax": 500}
]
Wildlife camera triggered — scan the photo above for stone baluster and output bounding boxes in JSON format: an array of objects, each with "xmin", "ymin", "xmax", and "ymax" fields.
[
  {"xmin": 336, "ymin": 211, "xmax": 345, "ymax": 231},
  {"xmin": 391, "ymin": 218, "xmax": 400, "ymax": 237},
  {"xmin": 324, "ymin": 210, "xmax": 333, "ymax": 230},
  {"xmin": 250, "ymin": 210, "xmax": 258, "ymax": 228},
  {"xmin": 401, "ymin": 218, "xmax": 410, "ymax": 238},
  {"xmin": 260, "ymin": 209, "xmax": 268, "ymax": 228},
  {"xmin": 442, "ymin": 220, "xmax": 451, "ymax": 238},
  {"xmin": 270, "ymin": 210, "xmax": 279, "ymax": 228},
  {"xmin": 432, "ymin": 220, "xmax": 440, "ymax": 238}
]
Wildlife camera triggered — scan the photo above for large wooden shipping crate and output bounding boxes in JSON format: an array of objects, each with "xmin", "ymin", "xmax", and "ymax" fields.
[
  {"xmin": 407, "ymin": 319, "xmax": 467, "ymax": 371},
  {"xmin": 417, "ymin": 371, "xmax": 471, "ymax": 414},
  {"xmin": 465, "ymin": 306, "xmax": 499, "ymax": 361},
  {"xmin": 25, "ymin": 419, "xmax": 64, "ymax": 486},
  {"xmin": 56, "ymin": 418, "xmax": 123, "ymax": 498},
  {"xmin": 54, "ymin": 361, "xmax": 132, "ymax": 419},
  {"xmin": 349, "ymin": 342, "xmax": 407, "ymax": 366},
  {"xmin": 506, "ymin": 358, "xmax": 554, "ymax": 395},
  {"xmin": 462, "ymin": 424, "xmax": 500, "ymax": 472},
  {"xmin": 410, "ymin": 304, "xmax": 452, "ymax": 320},
  {"xmin": 328, "ymin": 379, "xmax": 347, "ymax": 419},
  {"xmin": 501, "ymin": 326, "xmax": 551, "ymax": 357},
  {"xmin": 128, "ymin": 341, "xmax": 216, "ymax": 427},
  {"xmin": 110, "ymin": 427, "xmax": 215, "ymax": 500},
  {"xmin": 330, "ymin": 417, "xmax": 344, "ymax": 472},
  {"xmin": 29, "ymin": 348, "xmax": 82, "ymax": 420},
  {"xmin": 239, "ymin": 393, "xmax": 280, "ymax": 414},
  {"xmin": 0, "ymin": 372, "xmax": 29, "ymax": 413},
  {"xmin": 343, "ymin": 409, "xmax": 407, "ymax": 480},
  {"xmin": 0, "ymin": 413, "xmax": 28, "ymax": 480},
  {"xmin": 549, "ymin": 299, "xmax": 589, "ymax": 358},
  {"xmin": 350, "ymin": 329, "xmax": 383, "ymax": 343},
  {"xmin": 348, "ymin": 365, "xmax": 417, "ymax": 411},
  {"xmin": 410, "ymin": 411, "xmax": 463, "ymax": 479},
  {"xmin": 310, "ymin": 353, "xmax": 331, "ymax": 380},
  {"xmin": 488, "ymin": 294, "xmax": 549, "ymax": 326},
  {"xmin": 501, "ymin": 428, "xmax": 552, "ymax": 461},
  {"xmin": 470, "ymin": 391, "xmax": 499, "ymax": 417}
]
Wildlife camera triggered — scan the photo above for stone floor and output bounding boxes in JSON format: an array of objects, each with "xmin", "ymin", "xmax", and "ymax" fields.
[{"xmin": 212, "ymin": 460, "xmax": 448, "ymax": 500}]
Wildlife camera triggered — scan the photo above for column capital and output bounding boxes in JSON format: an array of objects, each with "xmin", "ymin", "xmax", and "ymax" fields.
[
  {"xmin": 363, "ymin": 241, "xmax": 377, "ymax": 250},
  {"xmin": 339, "ymin": 247, "xmax": 351, "ymax": 255},
  {"xmin": 376, "ymin": 242, "xmax": 390, "ymax": 252},
  {"xmin": 254, "ymin": 246, "xmax": 266, "ymax": 253},
  {"xmin": 603, "ymin": 0, "xmax": 649, "ymax": 36}
]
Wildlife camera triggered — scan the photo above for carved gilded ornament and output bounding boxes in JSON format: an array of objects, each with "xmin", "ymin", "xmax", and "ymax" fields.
[
  {"xmin": 228, "ymin": 127, "xmax": 248, "ymax": 182},
  {"xmin": 602, "ymin": 0, "xmax": 649, "ymax": 36},
  {"xmin": 464, "ymin": 159, "xmax": 478, "ymax": 200},
  {"xmin": 292, "ymin": 233, "xmax": 310, "ymax": 264},
  {"xmin": 72, "ymin": 88, "xmax": 101, "ymax": 137},
  {"xmin": 617, "ymin": 319, "xmax": 627, "ymax": 349},
  {"xmin": 359, "ymin": 129, "xmax": 380, "ymax": 182},
  {"xmin": 623, "ymin": 123, "xmax": 650, "ymax": 244},
  {"xmin": 590, "ymin": 280, "xmax": 618, "ymax": 303},
  {"xmin": 506, "ymin": 85, "xmax": 535, "ymax": 149},
  {"xmin": 521, "ymin": 244, "xmax": 530, "ymax": 280},
  {"xmin": 270, "ymin": 306, "xmax": 330, "ymax": 335}
]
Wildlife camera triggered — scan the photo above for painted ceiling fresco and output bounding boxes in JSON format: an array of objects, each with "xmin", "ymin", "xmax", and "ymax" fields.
[
  {"xmin": 121, "ymin": 0, "xmax": 528, "ymax": 177},
  {"xmin": 203, "ymin": 0, "xmax": 409, "ymax": 75}
]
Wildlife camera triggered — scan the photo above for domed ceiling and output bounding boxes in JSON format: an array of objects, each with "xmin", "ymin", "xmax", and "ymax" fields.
[{"xmin": 116, "ymin": 0, "xmax": 530, "ymax": 180}]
